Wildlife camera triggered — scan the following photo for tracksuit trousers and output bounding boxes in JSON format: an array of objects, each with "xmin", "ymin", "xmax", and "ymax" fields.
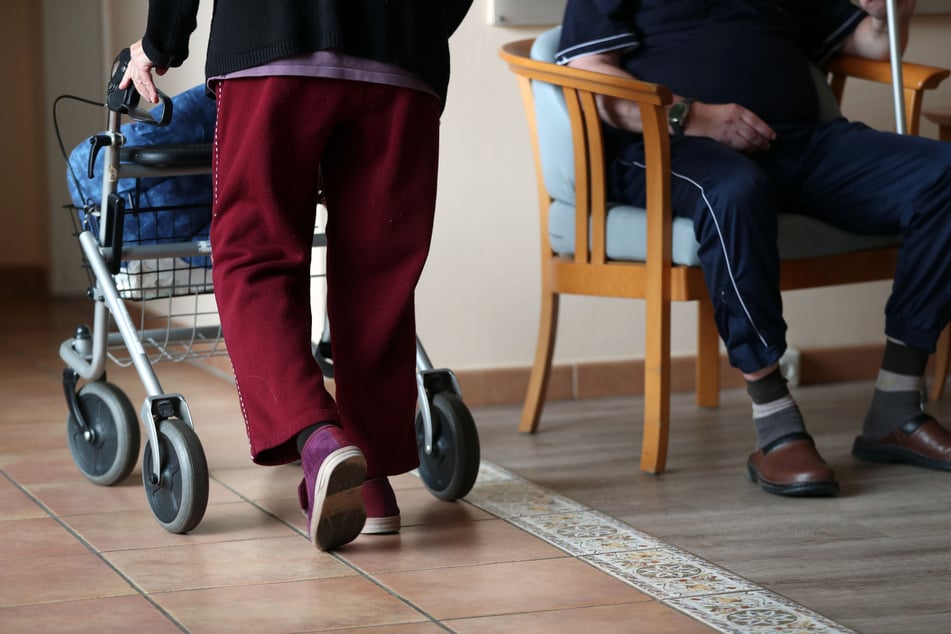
[
  {"xmin": 608, "ymin": 118, "xmax": 951, "ymax": 374},
  {"xmin": 211, "ymin": 75, "xmax": 441, "ymax": 475}
]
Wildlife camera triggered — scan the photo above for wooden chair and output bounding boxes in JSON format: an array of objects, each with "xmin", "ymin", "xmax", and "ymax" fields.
[{"xmin": 499, "ymin": 27, "xmax": 951, "ymax": 475}]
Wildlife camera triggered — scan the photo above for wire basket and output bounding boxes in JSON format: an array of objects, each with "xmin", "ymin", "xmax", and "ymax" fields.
[{"xmin": 66, "ymin": 201, "xmax": 226, "ymax": 365}]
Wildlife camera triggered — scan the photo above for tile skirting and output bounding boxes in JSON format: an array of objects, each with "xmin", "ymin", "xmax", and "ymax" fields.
[
  {"xmin": 192, "ymin": 344, "xmax": 914, "ymax": 408},
  {"xmin": 453, "ymin": 344, "xmax": 894, "ymax": 406}
]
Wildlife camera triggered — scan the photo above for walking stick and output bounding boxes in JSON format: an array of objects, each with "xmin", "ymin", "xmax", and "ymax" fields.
[{"xmin": 885, "ymin": 0, "xmax": 907, "ymax": 133}]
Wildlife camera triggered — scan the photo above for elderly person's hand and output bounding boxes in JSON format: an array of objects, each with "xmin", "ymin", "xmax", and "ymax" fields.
[{"xmin": 117, "ymin": 40, "xmax": 168, "ymax": 104}]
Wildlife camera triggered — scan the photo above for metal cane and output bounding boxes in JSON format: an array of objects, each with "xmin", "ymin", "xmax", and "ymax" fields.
[{"xmin": 885, "ymin": 0, "xmax": 906, "ymax": 133}]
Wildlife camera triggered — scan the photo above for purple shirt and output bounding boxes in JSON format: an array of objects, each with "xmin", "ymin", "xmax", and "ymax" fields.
[{"xmin": 209, "ymin": 50, "xmax": 436, "ymax": 99}]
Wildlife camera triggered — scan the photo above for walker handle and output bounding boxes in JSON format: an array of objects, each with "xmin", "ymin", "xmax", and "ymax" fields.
[{"xmin": 106, "ymin": 48, "xmax": 173, "ymax": 127}]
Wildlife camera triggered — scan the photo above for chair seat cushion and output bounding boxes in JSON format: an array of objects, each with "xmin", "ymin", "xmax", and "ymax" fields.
[{"xmin": 548, "ymin": 200, "xmax": 899, "ymax": 265}]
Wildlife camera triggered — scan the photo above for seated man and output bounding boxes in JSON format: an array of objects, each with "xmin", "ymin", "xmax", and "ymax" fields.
[{"xmin": 557, "ymin": 0, "xmax": 951, "ymax": 496}]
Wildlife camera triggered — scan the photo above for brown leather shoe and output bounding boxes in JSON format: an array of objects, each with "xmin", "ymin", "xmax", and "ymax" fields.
[
  {"xmin": 747, "ymin": 432, "xmax": 839, "ymax": 497},
  {"xmin": 852, "ymin": 413, "xmax": 951, "ymax": 471}
]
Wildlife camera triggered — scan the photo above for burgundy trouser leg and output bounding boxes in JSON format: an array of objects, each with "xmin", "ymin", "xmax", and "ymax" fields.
[{"xmin": 212, "ymin": 76, "xmax": 440, "ymax": 476}]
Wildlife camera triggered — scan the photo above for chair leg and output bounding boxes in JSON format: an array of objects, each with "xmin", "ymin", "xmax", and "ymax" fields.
[
  {"xmin": 931, "ymin": 322, "xmax": 950, "ymax": 402},
  {"xmin": 696, "ymin": 295, "xmax": 720, "ymax": 408},
  {"xmin": 519, "ymin": 291, "xmax": 559, "ymax": 433},
  {"xmin": 640, "ymin": 297, "xmax": 672, "ymax": 475}
]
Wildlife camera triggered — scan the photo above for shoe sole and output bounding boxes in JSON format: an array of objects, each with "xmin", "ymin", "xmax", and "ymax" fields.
[
  {"xmin": 852, "ymin": 437, "xmax": 951, "ymax": 471},
  {"xmin": 309, "ymin": 446, "xmax": 367, "ymax": 551},
  {"xmin": 361, "ymin": 515, "xmax": 401, "ymax": 534},
  {"xmin": 747, "ymin": 463, "xmax": 840, "ymax": 497}
]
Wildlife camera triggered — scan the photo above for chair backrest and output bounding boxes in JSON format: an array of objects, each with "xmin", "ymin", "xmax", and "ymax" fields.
[{"xmin": 530, "ymin": 27, "xmax": 577, "ymax": 206}]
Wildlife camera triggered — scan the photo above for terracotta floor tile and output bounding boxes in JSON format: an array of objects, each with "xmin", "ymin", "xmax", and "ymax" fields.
[
  {"xmin": 190, "ymin": 421, "xmax": 258, "ymax": 471},
  {"xmin": 254, "ymin": 494, "xmax": 310, "ymax": 533},
  {"xmin": 334, "ymin": 624, "xmax": 447, "ymax": 633},
  {"xmin": 0, "ymin": 448, "xmax": 88, "ymax": 485},
  {"xmin": 0, "ymin": 517, "xmax": 88, "ymax": 560},
  {"xmin": 65, "ymin": 500, "xmax": 296, "ymax": 552},
  {"xmin": 394, "ymin": 488, "xmax": 493, "ymax": 529},
  {"xmin": 342, "ymin": 518, "xmax": 565, "ymax": 574},
  {"xmin": 0, "ymin": 481, "xmax": 46, "ymax": 520},
  {"xmin": 0, "ymin": 553, "xmax": 135, "ymax": 607},
  {"xmin": 0, "ymin": 595, "xmax": 182, "ymax": 633},
  {"xmin": 26, "ymin": 476, "xmax": 150, "ymax": 516},
  {"xmin": 446, "ymin": 601, "xmax": 715, "ymax": 633},
  {"xmin": 388, "ymin": 471, "xmax": 428, "ymax": 491},
  {"xmin": 30, "ymin": 474, "xmax": 241, "ymax": 518},
  {"xmin": 107, "ymin": 535, "xmax": 355, "ymax": 593},
  {"xmin": 0, "ymin": 297, "xmax": 856, "ymax": 633},
  {"xmin": 374, "ymin": 557, "xmax": 650, "ymax": 621},
  {"xmin": 0, "ymin": 419, "xmax": 65, "ymax": 453},
  {"xmin": 154, "ymin": 576, "xmax": 428, "ymax": 632},
  {"xmin": 3, "ymin": 369, "xmax": 61, "ymax": 389},
  {"xmin": 212, "ymin": 463, "xmax": 301, "ymax": 501}
]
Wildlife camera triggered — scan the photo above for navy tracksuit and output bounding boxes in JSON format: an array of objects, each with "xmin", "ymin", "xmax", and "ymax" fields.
[
  {"xmin": 559, "ymin": 0, "xmax": 951, "ymax": 373},
  {"xmin": 608, "ymin": 119, "xmax": 951, "ymax": 373}
]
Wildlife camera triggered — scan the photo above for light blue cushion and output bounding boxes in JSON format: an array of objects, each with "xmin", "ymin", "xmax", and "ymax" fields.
[{"xmin": 531, "ymin": 27, "xmax": 898, "ymax": 265}]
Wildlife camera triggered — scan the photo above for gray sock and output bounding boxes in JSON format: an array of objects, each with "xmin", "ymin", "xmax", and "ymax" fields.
[
  {"xmin": 753, "ymin": 395, "xmax": 807, "ymax": 449},
  {"xmin": 861, "ymin": 340, "xmax": 928, "ymax": 440},
  {"xmin": 747, "ymin": 368, "xmax": 807, "ymax": 450},
  {"xmin": 862, "ymin": 369, "xmax": 925, "ymax": 440}
]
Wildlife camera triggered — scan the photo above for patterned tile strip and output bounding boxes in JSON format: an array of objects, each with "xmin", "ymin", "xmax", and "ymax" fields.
[{"xmin": 461, "ymin": 461, "xmax": 856, "ymax": 634}]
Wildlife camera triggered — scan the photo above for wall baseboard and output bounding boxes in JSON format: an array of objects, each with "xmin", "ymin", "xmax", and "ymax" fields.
[
  {"xmin": 450, "ymin": 345, "xmax": 892, "ymax": 407},
  {"xmin": 189, "ymin": 343, "xmax": 941, "ymax": 408}
]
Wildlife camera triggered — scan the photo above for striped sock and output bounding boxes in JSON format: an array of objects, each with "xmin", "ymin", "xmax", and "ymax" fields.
[
  {"xmin": 862, "ymin": 340, "xmax": 927, "ymax": 440},
  {"xmin": 747, "ymin": 368, "xmax": 807, "ymax": 450}
]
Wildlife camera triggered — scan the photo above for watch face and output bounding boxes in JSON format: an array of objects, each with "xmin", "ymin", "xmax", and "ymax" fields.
[
  {"xmin": 668, "ymin": 101, "xmax": 689, "ymax": 136},
  {"xmin": 669, "ymin": 102, "xmax": 688, "ymax": 125}
]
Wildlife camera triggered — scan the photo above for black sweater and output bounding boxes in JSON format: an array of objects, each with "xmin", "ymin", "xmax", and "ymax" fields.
[{"xmin": 142, "ymin": 0, "xmax": 472, "ymax": 107}]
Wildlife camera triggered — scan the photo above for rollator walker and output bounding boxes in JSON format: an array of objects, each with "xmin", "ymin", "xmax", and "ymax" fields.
[{"xmin": 57, "ymin": 49, "xmax": 479, "ymax": 534}]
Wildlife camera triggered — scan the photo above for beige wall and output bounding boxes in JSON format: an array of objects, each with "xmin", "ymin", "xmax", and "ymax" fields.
[
  {"xmin": 41, "ymin": 2, "xmax": 951, "ymax": 373},
  {"xmin": 44, "ymin": 0, "xmax": 105, "ymax": 293},
  {"xmin": 1, "ymin": 1, "xmax": 48, "ymax": 281}
]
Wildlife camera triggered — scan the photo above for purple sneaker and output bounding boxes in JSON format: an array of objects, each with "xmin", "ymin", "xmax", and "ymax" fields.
[
  {"xmin": 297, "ymin": 425, "xmax": 367, "ymax": 550},
  {"xmin": 361, "ymin": 476, "xmax": 401, "ymax": 534}
]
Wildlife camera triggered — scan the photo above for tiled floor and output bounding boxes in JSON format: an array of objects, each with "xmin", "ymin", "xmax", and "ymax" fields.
[{"xmin": 1, "ymin": 297, "xmax": 859, "ymax": 632}]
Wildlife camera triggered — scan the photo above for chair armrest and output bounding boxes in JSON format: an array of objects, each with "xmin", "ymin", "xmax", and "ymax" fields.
[
  {"xmin": 825, "ymin": 54, "xmax": 950, "ymax": 91},
  {"xmin": 499, "ymin": 40, "xmax": 672, "ymax": 109},
  {"xmin": 823, "ymin": 55, "xmax": 950, "ymax": 135}
]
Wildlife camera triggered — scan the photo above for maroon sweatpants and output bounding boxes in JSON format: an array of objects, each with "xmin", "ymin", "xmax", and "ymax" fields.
[{"xmin": 212, "ymin": 76, "xmax": 440, "ymax": 477}]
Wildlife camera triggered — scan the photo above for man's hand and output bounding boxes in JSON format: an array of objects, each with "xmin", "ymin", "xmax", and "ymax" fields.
[
  {"xmin": 568, "ymin": 52, "xmax": 775, "ymax": 153},
  {"xmin": 845, "ymin": 0, "xmax": 917, "ymax": 60},
  {"xmin": 857, "ymin": 0, "xmax": 916, "ymax": 22},
  {"xmin": 687, "ymin": 102, "xmax": 776, "ymax": 154},
  {"xmin": 117, "ymin": 40, "xmax": 168, "ymax": 104}
]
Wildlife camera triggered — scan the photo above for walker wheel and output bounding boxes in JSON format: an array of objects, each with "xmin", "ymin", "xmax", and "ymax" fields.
[
  {"xmin": 66, "ymin": 381, "xmax": 140, "ymax": 486},
  {"xmin": 415, "ymin": 392, "xmax": 480, "ymax": 501},
  {"xmin": 142, "ymin": 418, "xmax": 208, "ymax": 534}
]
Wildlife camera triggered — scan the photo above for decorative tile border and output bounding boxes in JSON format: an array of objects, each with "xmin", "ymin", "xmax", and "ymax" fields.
[
  {"xmin": 460, "ymin": 461, "xmax": 856, "ymax": 634},
  {"xmin": 511, "ymin": 510, "xmax": 661, "ymax": 556},
  {"xmin": 669, "ymin": 591, "xmax": 854, "ymax": 633},
  {"xmin": 585, "ymin": 548, "xmax": 759, "ymax": 599}
]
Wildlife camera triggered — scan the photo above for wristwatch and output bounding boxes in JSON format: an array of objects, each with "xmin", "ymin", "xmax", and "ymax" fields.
[{"xmin": 668, "ymin": 99, "xmax": 695, "ymax": 137}]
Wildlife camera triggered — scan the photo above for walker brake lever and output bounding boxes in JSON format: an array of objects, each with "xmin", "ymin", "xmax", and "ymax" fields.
[{"xmin": 87, "ymin": 134, "xmax": 110, "ymax": 179}]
